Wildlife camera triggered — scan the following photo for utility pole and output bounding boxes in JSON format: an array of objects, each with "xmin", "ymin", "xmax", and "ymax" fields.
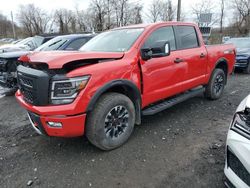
[
  {"xmin": 11, "ymin": 11, "xmax": 16, "ymax": 39},
  {"xmin": 177, "ymin": 0, "xmax": 181, "ymax": 21}
]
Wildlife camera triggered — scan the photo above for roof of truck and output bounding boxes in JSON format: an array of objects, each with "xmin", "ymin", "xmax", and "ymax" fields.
[{"xmin": 114, "ymin": 22, "xmax": 196, "ymax": 30}]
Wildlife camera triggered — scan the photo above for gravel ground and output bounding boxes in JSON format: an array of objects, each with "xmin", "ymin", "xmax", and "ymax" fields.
[{"xmin": 0, "ymin": 73, "xmax": 250, "ymax": 188}]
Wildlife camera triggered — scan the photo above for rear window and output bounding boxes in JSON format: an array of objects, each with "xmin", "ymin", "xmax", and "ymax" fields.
[{"xmin": 176, "ymin": 26, "xmax": 199, "ymax": 49}]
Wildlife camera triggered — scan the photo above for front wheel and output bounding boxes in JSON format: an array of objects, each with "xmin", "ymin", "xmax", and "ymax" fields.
[
  {"xmin": 86, "ymin": 92, "xmax": 135, "ymax": 150},
  {"xmin": 204, "ymin": 68, "xmax": 226, "ymax": 100}
]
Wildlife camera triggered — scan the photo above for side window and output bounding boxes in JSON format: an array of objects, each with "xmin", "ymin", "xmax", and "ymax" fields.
[
  {"xmin": 176, "ymin": 26, "xmax": 199, "ymax": 49},
  {"xmin": 143, "ymin": 26, "xmax": 176, "ymax": 51},
  {"xmin": 66, "ymin": 38, "xmax": 88, "ymax": 50}
]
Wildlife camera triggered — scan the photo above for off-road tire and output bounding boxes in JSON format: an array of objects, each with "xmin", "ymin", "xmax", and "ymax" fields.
[
  {"xmin": 86, "ymin": 92, "xmax": 135, "ymax": 150},
  {"xmin": 205, "ymin": 68, "xmax": 226, "ymax": 100}
]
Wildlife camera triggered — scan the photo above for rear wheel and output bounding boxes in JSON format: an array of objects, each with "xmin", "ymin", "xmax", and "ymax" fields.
[
  {"xmin": 205, "ymin": 68, "xmax": 226, "ymax": 100},
  {"xmin": 86, "ymin": 92, "xmax": 135, "ymax": 150}
]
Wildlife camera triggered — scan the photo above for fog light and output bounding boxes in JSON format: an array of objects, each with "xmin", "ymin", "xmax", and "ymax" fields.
[{"xmin": 47, "ymin": 122, "xmax": 62, "ymax": 128}]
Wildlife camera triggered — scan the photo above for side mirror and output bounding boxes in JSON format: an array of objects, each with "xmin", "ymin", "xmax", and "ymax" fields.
[{"xmin": 141, "ymin": 41, "xmax": 170, "ymax": 61}]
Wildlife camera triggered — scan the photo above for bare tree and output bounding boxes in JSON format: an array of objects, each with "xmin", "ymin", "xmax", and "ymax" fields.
[
  {"xmin": 87, "ymin": 0, "xmax": 143, "ymax": 31},
  {"xmin": 54, "ymin": 9, "xmax": 76, "ymax": 34},
  {"xmin": 17, "ymin": 4, "xmax": 51, "ymax": 36},
  {"xmin": 147, "ymin": 0, "xmax": 163, "ymax": 22},
  {"xmin": 147, "ymin": 0, "xmax": 175, "ymax": 23},
  {"xmin": 231, "ymin": 0, "xmax": 250, "ymax": 35},
  {"xmin": 220, "ymin": 0, "xmax": 225, "ymax": 34},
  {"xmin": 89, "ymin": 0, "xmax": 108, "ymax": 31},
  {"xmin": 0, "ymin": 13, "xmax": 15, "ymax": 38},
  {"xmin": 132, "ymin": 4, "xmax": 143, "ymax": 24},
  {"xmin": 111, "ymin": 0, "xmax": 129, "ymax": 27},
  {"xmin": 192, "ymin": 0, "xmax": 219, "ymax": 26},
  {"xmin": 75, "ymin": 8, "xmax": 87, "ymax": 32},
  {"xmin": 159, "ymin": 0, "xmax": 175, "ymax": 21}
]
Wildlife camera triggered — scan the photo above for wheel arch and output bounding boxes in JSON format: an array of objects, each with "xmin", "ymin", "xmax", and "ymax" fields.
[
  {"xmin": 214, "ymin": 58, "xmax": 229, "ymax": 84},
  {"xmin": 86, "ymin": 79, "xmax": 142, "ymax": 125}
]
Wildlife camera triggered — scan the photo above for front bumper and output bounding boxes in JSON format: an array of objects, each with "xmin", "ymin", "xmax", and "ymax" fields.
[
  {"xmin": 16, "ymin": 92, "xmax": 86, "ymax": 137},
  {"xmin": 224, "ymin": 130, "xmax": 250, "ymax": 188}
]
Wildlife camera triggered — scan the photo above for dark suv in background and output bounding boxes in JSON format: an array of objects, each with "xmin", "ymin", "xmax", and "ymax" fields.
[{"xmin": 225, "ymin": 37, "xmax": 250, "ymax": 73}]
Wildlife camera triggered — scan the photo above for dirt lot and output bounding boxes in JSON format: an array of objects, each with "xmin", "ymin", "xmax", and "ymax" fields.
[{"xmin": 0, "ymin": 73, "xmax": 250, "ymax": 188}]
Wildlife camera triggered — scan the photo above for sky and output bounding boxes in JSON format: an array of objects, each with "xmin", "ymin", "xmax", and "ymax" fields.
[{"xmin": 0, "ymin": 0, "xmax": 223, "ymax": 23}]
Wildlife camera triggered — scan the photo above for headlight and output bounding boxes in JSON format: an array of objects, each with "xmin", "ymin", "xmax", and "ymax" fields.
[
  {"xmin": 51, "ymin": 76, "xmax": 90, "ymax": 105},
  {"xmin": 231, "ymin": 108, "xmax": 250, "ymax": 139}
]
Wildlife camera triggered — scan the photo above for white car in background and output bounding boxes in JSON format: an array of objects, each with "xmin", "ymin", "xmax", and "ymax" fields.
[{"xmin": 225, "ymin": 95, "xmax": 250, "ymax": 188}]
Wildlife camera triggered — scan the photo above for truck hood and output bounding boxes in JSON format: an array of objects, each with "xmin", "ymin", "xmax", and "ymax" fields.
[{"xmin": 19, "ymin": 51, "xmax": 125, "ymax": 69}]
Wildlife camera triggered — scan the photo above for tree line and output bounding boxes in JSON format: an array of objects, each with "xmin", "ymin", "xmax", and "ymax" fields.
[{"xmin": 0, "ymin": 0, "xmax": 249, "ymax": 38}]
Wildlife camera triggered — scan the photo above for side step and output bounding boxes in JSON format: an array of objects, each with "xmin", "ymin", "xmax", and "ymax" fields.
[{"xmin": 142, "ymin": 87, "xmax": 205, "ymax": 116}]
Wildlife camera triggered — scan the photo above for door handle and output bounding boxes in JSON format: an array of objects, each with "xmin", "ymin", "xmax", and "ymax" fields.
[
  {"xmin": 200, "ymin": 53, "xmax": 206, "ymax": 58},
  {"xmin": 174, "ymin": 58, "xmax": 184, "ymax": 63}
]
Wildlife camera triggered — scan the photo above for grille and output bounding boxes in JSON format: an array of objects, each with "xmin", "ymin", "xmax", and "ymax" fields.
[
  {"xmin": 19, "ymin": 77, "xmax": 33, "ymax": 88},
  {"xmin": 22, "ymin": 89, "xmax": 35, "ymax": 103},
  {"xmin": 18, "ymin": 74, "xmax": 36, "ymax": 104},
  {"xmin": 17, "ymin": 65, "xmax": 50, "ymax": 106},
  {"xmin": 227, "ymin": 148, "xmax": 250, "ymax": 186},
  {"xmin": 236, "ymin": 59, "xmax": 248, "ymax": 65}
]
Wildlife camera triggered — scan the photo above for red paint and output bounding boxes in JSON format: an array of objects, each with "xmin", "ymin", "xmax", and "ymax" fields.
[{"xmin": 16, "ymin": 22, "xmax": 235, "ymax": 137}]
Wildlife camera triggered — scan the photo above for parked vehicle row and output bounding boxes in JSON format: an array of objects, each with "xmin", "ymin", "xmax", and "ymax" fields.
[
  {"xmin": 0, "ymin": 38, "xmax": 17, "ymax": 44},
  {"xmin": 15, "ymin": 22, "xmax": 235, "ymax": 151},
  {"xmin": 0, "ymin": 34, "xmax": 95, "ymax": 94},
  {"xmin": 0, "ymin": 35, "xmax": 55, "ymax": 53}
]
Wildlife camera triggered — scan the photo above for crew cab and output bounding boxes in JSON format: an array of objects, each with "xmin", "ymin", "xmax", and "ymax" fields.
[{"xmin": 15, "ymin": 22, "xmax": 235, "ymax": 150}]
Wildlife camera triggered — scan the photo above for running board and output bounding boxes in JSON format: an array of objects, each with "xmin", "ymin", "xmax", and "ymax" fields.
[{"xmin": 142, "ymin": 87, "xmax": 205, "ymax": 116}]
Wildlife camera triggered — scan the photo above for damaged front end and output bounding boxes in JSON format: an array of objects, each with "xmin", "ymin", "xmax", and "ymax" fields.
[
  {"xmin": 17, "ymin": 51, "xmax": 124, "ymax": 106},
  {"xmin": 0, "ymin": 58, "xmax": 18, "ymax": 91}
]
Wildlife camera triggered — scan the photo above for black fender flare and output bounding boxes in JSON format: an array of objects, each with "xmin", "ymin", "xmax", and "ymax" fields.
[
  {"xmin": 214, "ymin": 58, "xmax": 229, "ymax": 84},
  {"xmin": 86, "ymin": 79, "xmax": 142, "ymax": 124}
]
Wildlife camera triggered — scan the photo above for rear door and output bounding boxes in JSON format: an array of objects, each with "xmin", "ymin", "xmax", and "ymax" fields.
[
  {"xmin": 140, "ymin": 26, "xmax": 187, "ymax": 106},
  {"xmin": 174, "ymin": 25, "xmax": 207, "ymax": 90}
]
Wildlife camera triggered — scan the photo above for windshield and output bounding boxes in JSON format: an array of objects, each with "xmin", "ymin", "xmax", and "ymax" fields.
[
  {"xmin": 80, "ymin": 28, "xmax": 144, "ymax": 52},
  {"xmin": 226, "ymin": 38, "xmax": 250, "ymax": 49},
  {"xmin": 35, "ymin": 37, "xmax": 68, "ymax": 51}
]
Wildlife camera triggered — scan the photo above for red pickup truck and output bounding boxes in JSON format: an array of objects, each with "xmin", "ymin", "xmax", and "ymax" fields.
[{"xmin": 16, "ymin": 22, "xmax": 235, "ymax": 150}]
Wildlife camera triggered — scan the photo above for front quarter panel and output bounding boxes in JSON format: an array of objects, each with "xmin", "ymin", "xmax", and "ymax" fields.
[{"xmin": 66, "ymin": 55, "xmax": 141, "ymax": 114}]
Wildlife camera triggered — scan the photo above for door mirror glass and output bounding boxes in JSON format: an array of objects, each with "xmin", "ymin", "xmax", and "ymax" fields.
[{"xmin": 141, "ymin": 41, "xmax": 170, "ymax": 61}]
